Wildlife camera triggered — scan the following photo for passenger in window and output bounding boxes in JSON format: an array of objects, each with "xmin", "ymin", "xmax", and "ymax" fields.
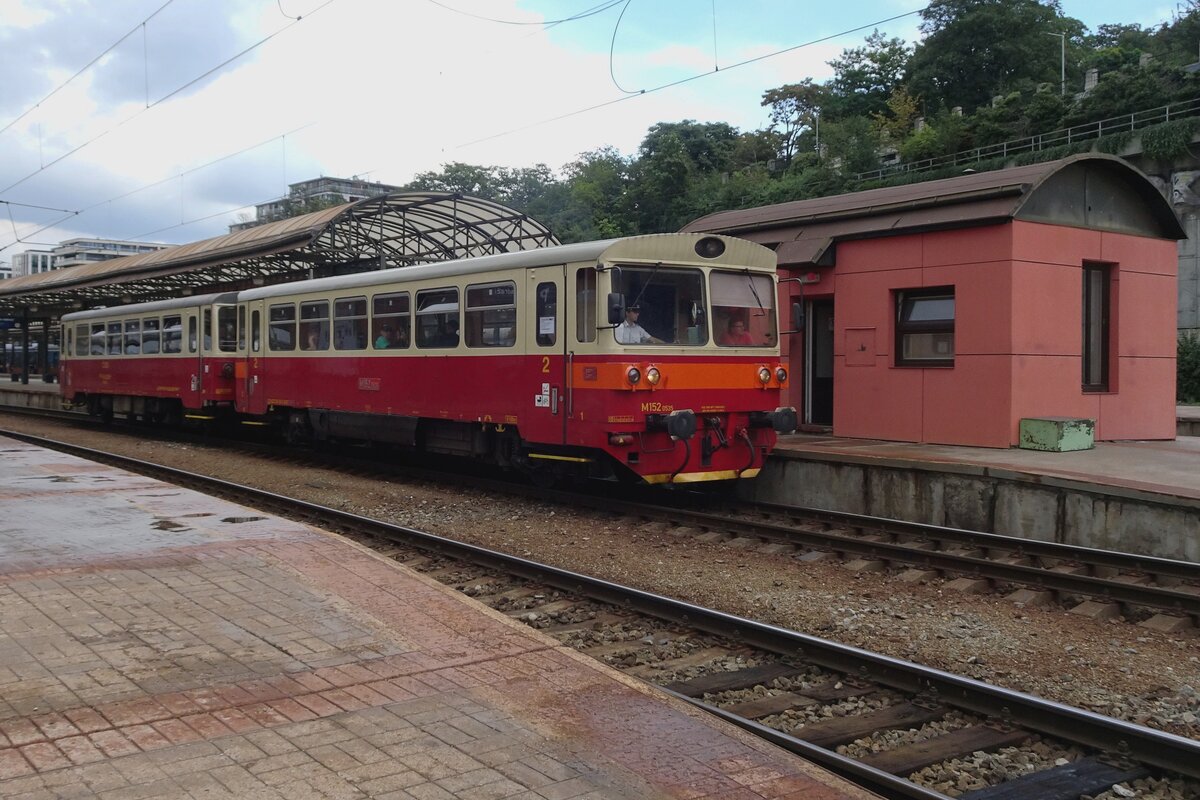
[
  {"xmin": 615, "ymin": 306, "xmax": 660, "ymax": 344},
  {"xmin": 375, "ymin": 325, "xmax": 395, "ymax": 349},
  {"xmin": 396, "ymin": 326, "xmax": 410, "ymax": 348},
  {"xmin": 719, "ymin": 317, "xmax": 755, "ymax": 346},
  {"xmin": 303, "ymin": 327, "xmax": 320, "ymax": 351}
]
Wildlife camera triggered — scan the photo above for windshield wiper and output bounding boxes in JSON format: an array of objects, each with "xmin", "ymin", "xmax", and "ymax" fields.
[{"xmin": 744, "ymin": 270, "xmax": 767, "ymax": 316}]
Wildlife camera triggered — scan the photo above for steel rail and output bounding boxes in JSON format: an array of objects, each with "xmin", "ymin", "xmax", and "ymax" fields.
[
  {"xmin": 9, "ymin": 429, "xmax": 1200, "ymax": 783},
  {"xmin": 5, "ymin": 405, "xmax": 1197, "ymax": 618},
  {"xmin": 559, "ymin": 495, "xmax": 1200, "ymax": 617},
  {"xmin": 769, "ymin": 503, "xmax": 1200, "ymax": 580}
]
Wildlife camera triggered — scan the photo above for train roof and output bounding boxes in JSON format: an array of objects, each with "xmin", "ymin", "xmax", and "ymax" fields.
[
  {"xmin": 61, "ymin": 292, "xmax": 237, "ymax": 322},
  {"xmin": 238, "ymin": 233, "xmax": 775, "ymax": 303}
]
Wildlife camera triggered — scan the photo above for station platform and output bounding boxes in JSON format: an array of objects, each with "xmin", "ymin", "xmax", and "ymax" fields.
[
  {"xmin": 0, "ymin": 435, "xmax": 874, "ymax": 800},
  {"xmin": 747, "ymin": 432, "xmax": 1200, "ymax": 562},
  {"xmin": 0, "ymin": 378, "xmax": 1194, "ymax": 560}
]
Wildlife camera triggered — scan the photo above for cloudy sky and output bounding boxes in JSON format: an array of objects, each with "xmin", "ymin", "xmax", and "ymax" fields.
[{"xmin": 0, "ymin": 0, "xmax": 1181, "ymax": 263}]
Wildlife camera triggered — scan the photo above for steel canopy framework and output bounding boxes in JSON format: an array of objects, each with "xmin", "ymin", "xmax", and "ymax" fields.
[{"xmin": 0, "ymin": 192, "xmax": 559, "ymax": 317}]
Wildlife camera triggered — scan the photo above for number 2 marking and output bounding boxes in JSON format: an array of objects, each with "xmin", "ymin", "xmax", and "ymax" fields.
[{"xmin": 541, "ymin": 356, "xmax": 550, "ymax": 373}]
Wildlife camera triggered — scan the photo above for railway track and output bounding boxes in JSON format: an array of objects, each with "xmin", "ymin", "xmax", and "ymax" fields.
[
  {"xmin": 6, "ymin": 428, "xmax": 1199, "ymax": 800},
  {"xmin": 5, "ymin": 404, "xmax": 1199, "ymax": 629}
]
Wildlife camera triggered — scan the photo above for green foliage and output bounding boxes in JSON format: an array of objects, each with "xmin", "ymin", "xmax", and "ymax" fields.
[
  {"xmin": 1066, "ymin": 65, "xmax": 1174, "ymax": 125},
  {"xmin": 1179, "ymin": 332, "xmax": 1200, "ymax": 403},
  {"xmin": 819, "ymin": 116, "xmax": 882, "ymax": 174},
  {"xmin": 899, "ymin": 125, "xmax": 942, "ymax": 162},
  {"xmin": 1140, "ymin": 118, "xmax": 1200, "ymax": 161},
  {"xmin": 761, "ymin": 80, "xmax": 826, "ymax": 162},
  {"xmin": 907, "ymin": 0, "xmax": 1086, "ymax": 112},
  {"xmin": 385, "ymin": 3, "xmax": 1200, "ymax": 248},
  {"xmin": 825, "ymin": 31, "xmax": 913, "ymax": 120}
]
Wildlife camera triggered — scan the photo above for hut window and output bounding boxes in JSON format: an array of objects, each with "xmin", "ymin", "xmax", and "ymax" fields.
[
  {"xmin": 896, "ymin": 287, "xmax": 955, "ymax": 366},
  {"xmin": 1082, "ymin": 264, "xmax": 1110, "ymax": 392}
]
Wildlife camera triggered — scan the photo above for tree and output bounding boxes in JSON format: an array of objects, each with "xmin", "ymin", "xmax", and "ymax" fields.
[
  {"xmin": 907, "ymin": 0, "xmax": 1086, "ymax": 113},
  {"xmin": 403, "ymin": 162, "xmax": 498, "ymax": 197},
  {"xmin": 825, "ymin": 31, "xmax": 913, "ymax": 120},
  {"xmin": 1066, "ymin": 63, "xmax": 1176, "ymax": 125},
  {"xmin": 817, "ymin": 116, "xmax": 881, "ymax": 175},
  {"xmin": 874, "ymin": 85, "xmax": 921, "ymax": 143},
  {"xmin": 761, "ymin": 79, "xmax": 827, "ymax": 163},
  {"xmin": 1151, "ymin": 2, "xmax": 1200, "ymax": 68},
  {"xmin": 557, "ymin": 147, "xmax": 633, "ymax": 241},
  {"xmin": 638, "ymin": 120, "xmax": 740, "ymax": 174},
  {"xmin": 630, "ymin": 131, "xmax": 695, "ymax": 232}
]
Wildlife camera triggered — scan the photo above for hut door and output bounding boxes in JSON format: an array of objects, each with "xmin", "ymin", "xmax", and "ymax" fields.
[{"xmin": 806, "ymin": 300, "xmax": 834, "ymax": 427}]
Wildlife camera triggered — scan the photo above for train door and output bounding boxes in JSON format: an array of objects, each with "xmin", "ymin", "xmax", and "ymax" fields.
[
  {"xmin": 238, "ymin": 300, "xmax": 268, "ymax": 415},
  {"xmin": 175, "ymin": 311, "xmax": 202, "ymax": 409},
  {"xmin": 200, "ymin": 304, "xmax": 239, "ymax": 407},
  {"xmin": 528, "ymin": 266, "xmax": 566, "ymax": 444}
]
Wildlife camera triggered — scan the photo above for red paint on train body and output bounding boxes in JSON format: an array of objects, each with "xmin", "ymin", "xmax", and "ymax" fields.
[{"xmin": 59, "ymin": 235, "xmax": 796, "ymax": 484}]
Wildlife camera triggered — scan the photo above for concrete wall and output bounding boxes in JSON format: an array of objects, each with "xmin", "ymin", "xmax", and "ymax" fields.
[{"xmin": 743, "ymin": 451, "xmax": 1200, "ymax": 562}]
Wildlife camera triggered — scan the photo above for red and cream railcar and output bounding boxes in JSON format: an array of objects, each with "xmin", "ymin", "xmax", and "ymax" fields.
[
  {"xmin": 60, "ymin": 292, "xmax": 243, "ymax": 423},
  {"xmin": 61, "ymin": 233, "xmax": 795, "ymax": 483}
]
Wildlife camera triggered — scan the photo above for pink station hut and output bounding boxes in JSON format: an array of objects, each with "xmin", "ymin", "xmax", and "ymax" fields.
[{"xmin": 683, "ymin": 154, "xmax": 1185, "ymax": 448}]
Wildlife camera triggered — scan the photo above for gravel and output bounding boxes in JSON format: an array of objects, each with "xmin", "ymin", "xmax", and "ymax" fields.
[{"xmin": 4, "ymin": 414, "xmax": 1198, "ymax": 798}]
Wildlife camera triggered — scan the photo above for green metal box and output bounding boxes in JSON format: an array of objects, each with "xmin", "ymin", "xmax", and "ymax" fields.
[{"xmin": 1018, "ymin": 417, "xmax": 1095, "ymax": 452}]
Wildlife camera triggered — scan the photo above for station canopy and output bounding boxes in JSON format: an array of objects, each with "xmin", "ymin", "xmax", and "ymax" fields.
[{"xmin": 0, "ymin": 192, "xmax": 559, "ymax": 319}]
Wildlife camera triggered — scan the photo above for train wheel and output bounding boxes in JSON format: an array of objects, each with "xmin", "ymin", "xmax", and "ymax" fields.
[{"xmin": 283, "ymin": 414, "xmax": 311, "ymax": 447}]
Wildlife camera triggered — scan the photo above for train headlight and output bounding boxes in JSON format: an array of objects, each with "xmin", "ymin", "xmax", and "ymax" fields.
[
  {"xmin": 645, "ymin": 366, "xmax": 661, "ymax": 386},
  {"xmin": 775, "ymin": 366, "xmax": 788, "ymax": 383},
  {"xmin": 757, "ymin": 366, "xmax": 771, "ymax": 384},
  {"xmin": 626, "ymin": 366, "xmax": 642, "ymax": 386}
]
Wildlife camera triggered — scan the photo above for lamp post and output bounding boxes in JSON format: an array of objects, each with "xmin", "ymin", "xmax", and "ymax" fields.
[{"xmin": 1045, "ymin": 31, "xmax": 1066, "ymax": 96}]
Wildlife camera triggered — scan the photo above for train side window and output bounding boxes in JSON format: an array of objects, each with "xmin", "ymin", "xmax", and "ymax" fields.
[
  {"xmin": 189, "ymin": 316, "xmax": 198, "ymax": 353},
  {"xmin": 92, "ymin": 324, "xmax": 107, "ymax": 355},
  {"xmin": 536, "ymin": 282, "xmax": 557, "ymax": 347},
  {"xmin": 164, "ymin": 315, "xmax": 182, "ymax": 354},
  {"xmin": 416, "ymin": 288, "xmax": 459, "ymax": 349},
  {"xmin": 466, "ymin": 281, "xmax": 515, "ymax": 348},
  {"xmin": 143, "ymin": 318, "xmax": 161, "ymax": 354},
  {"xmin": 334, "ymin": 296, "xmax": 368, "ymax": 351},
  {"xmin": 372, "ymin": 292, "xmax": 410, "ymax": 350},
  {"xmin": 107, "ymin": 322, "xmax": 122, "ymax": 354},
  {"xmin": 251, "ymin": 310, "xmax": 261, "ymax": 353},
  {"xmin": 123, "ymin": 320, "xmax": 141, "ymax": 355},
  {"xmin": 75, "ymin": 325, "xmax": 88, "ymax": 356},
  {"xmin": 575, "ymin": 268, "xmax": 596, "ymax": 343},
  {"xmin": 65, "ymin": 327, "xmax": 73, "ymax": 357},
  {"xmin": 237, "ymin": 306, "xmax": 247, "ymax": 352},
  {"xmin": 269, "ymin": 304, "xmax": 296, "ymax": 351},
  {"xmin": 299, "ymin": 300, "xmax": 330, "ymax": 351},
  {"xmin": 217, "ymin": 307, "xmax": 237, "ymax": 353}
]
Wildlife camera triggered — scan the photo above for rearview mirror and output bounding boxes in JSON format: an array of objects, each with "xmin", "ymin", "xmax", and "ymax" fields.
[{"xmin": 607, "ymin": 293, "xmax": 625, "ymax": 325}]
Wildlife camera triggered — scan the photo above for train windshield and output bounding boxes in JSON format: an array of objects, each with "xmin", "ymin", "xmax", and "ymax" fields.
[
  {"xmin": 711, "ymin": 271, "xmax": 777, "ymax": 347},
  {"xmin": 611, "ymin": 266, "xmax": 706, "ymax": 345}
]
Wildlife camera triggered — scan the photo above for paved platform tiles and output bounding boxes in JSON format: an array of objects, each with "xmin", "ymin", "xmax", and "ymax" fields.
[{"xmin": 0, "ymin": 436, "xmax": 876, "ymax": 800}]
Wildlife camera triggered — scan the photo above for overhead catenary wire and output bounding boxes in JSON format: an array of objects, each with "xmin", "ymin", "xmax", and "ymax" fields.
[
  {"xmin": 0, "ymin": 125, "xmax": 314, "ymax": 253},
  {"xmin": 0, "ymin": 0, "xmax": 340, "ymax": 198},
  {"xmin": 425, "ymin": 0, "xmax": 625, "ymax": 27},
  {"xmin": 462, "ymin": 6, "xmax": 924, "ymax": 148},
  {"xmin": 0, "ymin": 0, "xmax": 179, "ymax": 138}
]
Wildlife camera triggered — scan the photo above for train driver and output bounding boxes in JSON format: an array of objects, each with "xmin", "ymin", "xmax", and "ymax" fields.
[
  {"xmin": 615, "ymin": 306, "xmax": 661, "ymax": 345},
  {"xmin": 719, "ymin": 316, "xmax": 755, "ymax": 346}
]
